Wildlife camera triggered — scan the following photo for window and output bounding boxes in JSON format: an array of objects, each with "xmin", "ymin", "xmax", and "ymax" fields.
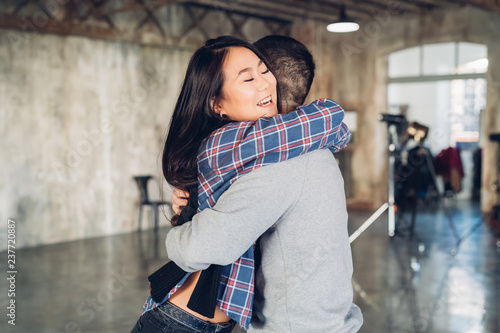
[
  {"xmin": 422, "ymin": 43, "xmax": 455, "ymax": 75},
  {"xmin": 388, "ymin": 46, "xmax": 420, "ymax": 78},
  {"xmin": 388, "ymin": 42, "xmax": 487, "ymax": 78},
  {"xmin": 457, "ymin": 43, "xmax": 488, "ymax": 74}
]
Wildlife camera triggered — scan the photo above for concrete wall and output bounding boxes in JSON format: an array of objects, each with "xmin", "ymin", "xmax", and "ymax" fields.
[
  {"xmin": 0, "ymin": 31, "xmax": 194, "ymax": 248},
  {"xmin": 291, "ymin": 6, "xmax": 500, "ymax": 214}
]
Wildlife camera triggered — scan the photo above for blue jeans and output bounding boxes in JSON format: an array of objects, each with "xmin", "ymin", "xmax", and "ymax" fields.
[{"xmin": 130, "ymin": 301, "xmax": 236, "ymax": 333}]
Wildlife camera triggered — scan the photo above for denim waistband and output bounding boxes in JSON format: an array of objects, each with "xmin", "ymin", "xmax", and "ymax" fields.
[{"xmin": 156, "ymin": 301, "xmax": 236, "ymax": 333}]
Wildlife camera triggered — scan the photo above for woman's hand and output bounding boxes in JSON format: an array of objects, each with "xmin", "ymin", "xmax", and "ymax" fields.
[{"xmin": 172, "ymin": 187, "xmax": 189, "ymax": 215}]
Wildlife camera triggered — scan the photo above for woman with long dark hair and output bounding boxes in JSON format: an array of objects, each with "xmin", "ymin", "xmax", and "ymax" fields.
[
  {"xmin": 131, "ymin": 35, "xmax": 278, "ymax": 333},
  {"xmin": 132, "ymin": 35, "xmax": 351, "ymax": 332}
]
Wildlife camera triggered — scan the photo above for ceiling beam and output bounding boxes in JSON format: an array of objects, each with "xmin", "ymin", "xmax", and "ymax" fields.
[
  {"xmin": 401, "ymin": 0, "xmax": 444, "ymax": 8},
  {"xmin": 355, "ymin": 0, "xmax": 430, "ymax": 13},
  {"xmin": 13, "ymin": 0, "xmax": 31, "ymax": 14},
  {"xmin": 434, "ymin": 0, "xmax": 500, "ymax": 15},
  {"xmin": 302, "ymin": 0, "xmax": 381, "ymax": 18},
  {"xmin": 0, "ymin": 12, "xmax": 118, "ymax": 39},
  {"xmin": 179, "ymin": 5, "xmax": 210, "ymax": 39},
  {"xmin": 100, "ymin": 0, "xmax": 183, "ymax": 16},
  {"xmin": 184, "ymin": 0, "xmax": 340, "ymax": 23},
  {"xmin": 184, "ymin": 1, "xmax": 296, "ymax": 23},
  {"xmin": 133, "ymin": 0, "xmax": 166, "ymax": 38},
  {"xmin": 283, "ymin": 0, "xmax": 423, "ymax": 21},
  {"xmin": 263, "ymin": 0, "xmax": 379, "ymax": 23}
]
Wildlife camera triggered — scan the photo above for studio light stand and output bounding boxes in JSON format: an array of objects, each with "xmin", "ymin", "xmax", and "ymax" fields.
[{"xmin": 349, "ymin": 114, "xmax": 405, "ymax": 243}]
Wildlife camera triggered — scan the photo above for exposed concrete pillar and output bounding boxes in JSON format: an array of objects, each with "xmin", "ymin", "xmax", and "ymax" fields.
[{"xmin": 484, "ymin": 42, "xmax": 500, "ymax": 214}]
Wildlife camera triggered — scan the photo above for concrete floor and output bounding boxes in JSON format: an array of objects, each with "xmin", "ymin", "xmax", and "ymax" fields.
[{"xmin": 1, "ymin": 200, "xmax": 499, "ymax": 333}]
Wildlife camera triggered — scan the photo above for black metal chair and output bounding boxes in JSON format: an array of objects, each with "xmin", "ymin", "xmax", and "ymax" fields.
[{"xmin": 133, "ymin": 175, "xmax": 170, "ymax": 232}]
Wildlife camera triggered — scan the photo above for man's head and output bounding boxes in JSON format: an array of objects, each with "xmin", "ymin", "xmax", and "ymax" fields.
[{"xmin": 254, "ymin": 35, "xmax": 315, "ymax": 113}]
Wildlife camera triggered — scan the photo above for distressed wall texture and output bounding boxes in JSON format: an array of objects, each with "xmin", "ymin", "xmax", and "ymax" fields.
[
  {"xmin": 0, "ymin": 31, "xmax": 194, "ymax": 248},
  {"xmin": 292, "ymin": 6, "xmax": 500, "ymax": 214}
]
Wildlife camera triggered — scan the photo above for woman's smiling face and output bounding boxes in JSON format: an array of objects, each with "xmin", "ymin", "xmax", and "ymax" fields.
[{"xmin": 215, "ymin": 47, "xmax": 278, "ymax": 122}]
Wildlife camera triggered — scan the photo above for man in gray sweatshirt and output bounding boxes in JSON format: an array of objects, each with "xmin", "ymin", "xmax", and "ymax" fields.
[{"xmin": 166, "ymin": 36, "xmax": 363, "ymax": 332}]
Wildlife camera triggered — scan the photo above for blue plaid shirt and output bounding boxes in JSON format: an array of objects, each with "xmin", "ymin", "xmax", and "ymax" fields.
[{"xmin": 143, "ymin": 99, "xmax": 351, "ymax": 329}]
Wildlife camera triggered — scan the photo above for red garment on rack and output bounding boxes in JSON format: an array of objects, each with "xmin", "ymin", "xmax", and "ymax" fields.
[{"xmin": 434, "ymin": 147, "xmax": 464, "ymax": 193}]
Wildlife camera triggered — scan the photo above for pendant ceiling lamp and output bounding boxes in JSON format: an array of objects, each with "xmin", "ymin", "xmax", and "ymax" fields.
[{"xmin": 327, "ymin": 6, "xmax": 359, "ymax": 33}]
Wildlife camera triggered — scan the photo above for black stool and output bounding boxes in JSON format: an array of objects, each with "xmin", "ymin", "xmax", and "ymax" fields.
[{"xmin": 133, "ymin": 175, "xmax": 170, "ymax": 231}]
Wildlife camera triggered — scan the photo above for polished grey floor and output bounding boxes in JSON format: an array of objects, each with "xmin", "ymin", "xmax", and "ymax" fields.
[{"xmin": 1, "ymin": 199, "xmax": 499, "ymax": 333}]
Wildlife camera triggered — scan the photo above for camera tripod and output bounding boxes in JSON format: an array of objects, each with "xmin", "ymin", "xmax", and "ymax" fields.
[{"xmin": 349, "ymin": 114, "xmax": 404, "ymax": 243}]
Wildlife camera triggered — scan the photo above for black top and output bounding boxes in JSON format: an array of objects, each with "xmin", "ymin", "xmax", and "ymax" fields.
[{"xmin": 148, "ymin": 186, "xmax": 223, "ymax": 319}]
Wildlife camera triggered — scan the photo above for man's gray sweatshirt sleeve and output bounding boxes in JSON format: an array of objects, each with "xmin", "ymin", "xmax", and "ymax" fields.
[{"xmin": 165, "ymin": 163, "xmax": 303, "ymax": 272}]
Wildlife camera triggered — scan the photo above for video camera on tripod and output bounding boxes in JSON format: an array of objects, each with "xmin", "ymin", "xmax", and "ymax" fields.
[
  {"xmin": 379, "ymin": 114, "xmax": 406, "ymax": 124},
  {"xmin": 380, "ymin": 114, "xmax": 438, "ymax": 234}
]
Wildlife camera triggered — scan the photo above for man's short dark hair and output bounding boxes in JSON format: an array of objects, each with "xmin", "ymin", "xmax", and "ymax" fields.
[{"xmin": 254, "ymin": 35, "xmax": 315, "ymax": 111}]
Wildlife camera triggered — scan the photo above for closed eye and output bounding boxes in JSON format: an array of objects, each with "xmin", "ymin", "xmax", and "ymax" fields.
[
  {"xmin": 244, "ymin": 67, "xmax": 269, "ymax": 82},
  {"xmin": 245, "ymin": 68, "xmax": 271, "ymax": 82}
]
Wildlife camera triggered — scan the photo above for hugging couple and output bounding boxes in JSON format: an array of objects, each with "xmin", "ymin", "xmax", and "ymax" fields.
[{"xmin": 130, "ymin": 35, "xmax": 363, "ymax": 333}]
